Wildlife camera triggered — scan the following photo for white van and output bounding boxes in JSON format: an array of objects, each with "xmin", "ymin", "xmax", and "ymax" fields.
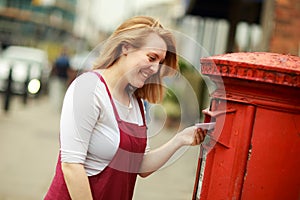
[{"xmin": 0, "ymin": 46, "xmax": 50, "ymax": 95}]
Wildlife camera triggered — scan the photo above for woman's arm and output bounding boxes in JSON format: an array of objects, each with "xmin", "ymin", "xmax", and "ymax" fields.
[
  {"xmin": 139, "ymin": 126, "xmax": 205, "ymax": 177},
  {"xmin": 62, "ymin": 163, "xmax": 93, "ymax": 200},
  {"xmin": 59, "ymin": 73, "xmax": 102, "ymax": 198}
]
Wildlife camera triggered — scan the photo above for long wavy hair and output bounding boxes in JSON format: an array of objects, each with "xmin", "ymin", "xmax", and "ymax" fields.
[{"xmin": 93, "ymin": 16, "xmax": 178, "ymax": 103}]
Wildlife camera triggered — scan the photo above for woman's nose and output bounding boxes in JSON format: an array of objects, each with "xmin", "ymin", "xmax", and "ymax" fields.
[{"xmin": 149, "ymin": 62, "xmax": 160, "ymax": 74}]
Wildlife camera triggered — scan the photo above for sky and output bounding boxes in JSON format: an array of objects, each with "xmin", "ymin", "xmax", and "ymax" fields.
[
  {"xmin": 39, "ymin": 0, "xmax": 178, "ymax": 32},
  {"xmin": 90, "ymin": 0, "xmax": 177, "ymax": 31}
]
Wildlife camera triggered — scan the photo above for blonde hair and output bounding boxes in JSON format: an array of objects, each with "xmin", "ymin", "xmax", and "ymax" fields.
[{"xmin": 93, "ymin": 16, "xmax": 178, "ymax": 103}]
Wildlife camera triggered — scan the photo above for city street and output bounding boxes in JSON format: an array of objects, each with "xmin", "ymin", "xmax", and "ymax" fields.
[{"xmin": 0, "ymin": 95, "xmax": 200, "ymax": 200}]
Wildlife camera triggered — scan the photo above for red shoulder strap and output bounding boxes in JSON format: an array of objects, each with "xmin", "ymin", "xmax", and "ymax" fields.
[
  {"xmin": 92, "ymin": 71, "xmax": 146, "ymax": 125},
  {"xmin": 92, "ymin": 71, "xmax": 121, "ymax": 121}
]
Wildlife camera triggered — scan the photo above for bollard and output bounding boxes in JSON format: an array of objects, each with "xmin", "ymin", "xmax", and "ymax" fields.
[{"xmin": 4, "ymin": 65, "xmax": 13, "ymax": 112}]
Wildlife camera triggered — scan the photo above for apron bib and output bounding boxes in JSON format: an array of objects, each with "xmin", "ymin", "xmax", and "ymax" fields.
[{"xmin": 45, "ymin": 72, "xmax": 147, "ymax": 200}]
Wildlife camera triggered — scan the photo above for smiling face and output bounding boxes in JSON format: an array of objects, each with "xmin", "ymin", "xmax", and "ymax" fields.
[
  {"xmin": 94, "ymin": 16, "xmax": 177, "ymax": 103},
  {"xmin": 122, "ymin": 33, "xmax": 167, "ymax": 88}
]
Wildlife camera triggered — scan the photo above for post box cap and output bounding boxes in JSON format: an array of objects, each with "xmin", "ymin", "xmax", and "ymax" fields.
[{"xmin": 201, "ymin": 52, "xmax": 300, "ymax": 87}]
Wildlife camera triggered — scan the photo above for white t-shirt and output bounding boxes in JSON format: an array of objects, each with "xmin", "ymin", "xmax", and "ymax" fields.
[{"xmin": 60, "ymin": 72, "xmax": 149, "ymax": 176}]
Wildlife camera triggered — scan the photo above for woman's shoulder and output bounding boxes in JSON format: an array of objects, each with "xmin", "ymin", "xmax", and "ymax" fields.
[
  {"xmin": 75, "ymin": 70, "xmax": 100, "ymax": 81},
  {"xmin": 65, "ymin": 71, "xmax": 111, "ymax": 110},
  {"xmin": 67, "ymin": 71, "xmax": 106, "ymax": 95}
]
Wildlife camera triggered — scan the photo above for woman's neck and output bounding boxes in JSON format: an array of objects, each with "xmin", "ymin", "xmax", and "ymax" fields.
[{"xmin": 101, "ymin": 66, "xmax": 131, "ymax": 106}]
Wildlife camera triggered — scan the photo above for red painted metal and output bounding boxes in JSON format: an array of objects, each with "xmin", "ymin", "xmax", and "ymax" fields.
[
  {"xmin": 201, "ymin": 52, "xmax": 300, "ymax": 87},
  {"xmin": 193, "ymin": 52, "xmax": 300, "ymax": 200}
]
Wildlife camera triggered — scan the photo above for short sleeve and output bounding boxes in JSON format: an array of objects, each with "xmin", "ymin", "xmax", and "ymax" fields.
[{"xmin": 60, "ymin": 72, "xmax": 101, "ymax": 163}]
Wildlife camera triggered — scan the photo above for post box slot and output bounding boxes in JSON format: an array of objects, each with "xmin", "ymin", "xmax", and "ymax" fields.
[{"xmin": 203, "ymin": 101, "xmax": 236, "ymax": 149}]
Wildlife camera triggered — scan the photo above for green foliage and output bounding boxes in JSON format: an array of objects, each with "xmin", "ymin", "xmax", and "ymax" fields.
[
  {"xmin": 178, "ymin": 58, "xmax": 194, "ymax": 73},
  {"xmin": 161, "ymin": 57, "xmax": 210, "ymax": 123}
]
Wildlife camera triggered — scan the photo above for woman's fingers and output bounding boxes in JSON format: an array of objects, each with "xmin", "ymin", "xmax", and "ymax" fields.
[
  {"xmin": 191, "ymin": 128, "xmax": 206, "ymax": 146},
  {"xmin": 196, "ymin": 128, "xmax": 202, "ymax": 143},
  {"xmin": 194, "ymin": 128, "xmax": 201, "ymax": 145},
  {"xmin": 179, "ymin": 126, "xmax": 208, "ymax": 146},
  {"xmin": 197, "ymin": 128, "xmax": 207, "ymax": 142}
]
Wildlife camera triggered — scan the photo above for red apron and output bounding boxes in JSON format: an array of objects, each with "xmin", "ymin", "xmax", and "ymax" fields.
[{"xmin": 44, "ymin": 72, "xmax": 147, "ymax": 200}]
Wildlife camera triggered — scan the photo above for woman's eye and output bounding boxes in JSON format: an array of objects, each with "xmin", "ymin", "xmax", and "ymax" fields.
[{"xmin": 148, "ymin": 55, "xmax": 156, "ymax": 62}]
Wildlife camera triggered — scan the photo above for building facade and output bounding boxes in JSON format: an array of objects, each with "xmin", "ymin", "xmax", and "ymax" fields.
[{"xmin": 0, "ymin": 0, "xmax": 77, "ymax": 55}]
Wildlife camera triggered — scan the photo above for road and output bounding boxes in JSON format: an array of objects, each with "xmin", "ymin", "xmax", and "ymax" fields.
[{"xmin": 0, "ymin": 95, "xmax": 200, "ymax": 200}]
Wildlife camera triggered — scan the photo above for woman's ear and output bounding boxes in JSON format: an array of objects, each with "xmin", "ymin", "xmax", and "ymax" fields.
[{"xmin": 121, "ymin": 43, "xmax": 132, "ymax": 56}]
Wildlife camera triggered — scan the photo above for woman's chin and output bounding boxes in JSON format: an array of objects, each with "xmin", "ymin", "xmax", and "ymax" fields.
[
  {"xmin": 132, "ymin": 82, "xmax": 145, "ymax": 89},
  {"xmin": 136, "ymin": 84, "xmax": 145, "ymax": 88}
]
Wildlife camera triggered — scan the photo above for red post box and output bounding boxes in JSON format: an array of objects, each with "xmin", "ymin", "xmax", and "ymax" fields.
[{"xmin": 193, "ymin": 52, "xmax": 300, "ymax": 200}]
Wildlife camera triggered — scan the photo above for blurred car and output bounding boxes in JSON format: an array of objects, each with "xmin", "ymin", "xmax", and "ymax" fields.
[{"xmin": 0, "ymin": 45, "xmax": 51, "ymax": 96}]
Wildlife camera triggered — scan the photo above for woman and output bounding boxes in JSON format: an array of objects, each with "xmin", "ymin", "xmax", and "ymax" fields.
[{"xmin": 45, "ymin": 16, "xmax": 206, "ymax": 200}]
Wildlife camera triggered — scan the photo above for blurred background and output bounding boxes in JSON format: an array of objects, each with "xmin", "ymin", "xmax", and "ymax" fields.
[{"xmin": 0, "ymin": 0, "xmax": 299, "ymax": 199}]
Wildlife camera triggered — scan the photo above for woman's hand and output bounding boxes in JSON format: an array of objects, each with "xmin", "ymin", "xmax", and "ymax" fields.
[
  {"xmin": 175, "ymin": 126, "xmax": 207, "ymax": 146},
  {"xmin": 139, "ymin": 125, "xmax": 207, "ymax": 177}
]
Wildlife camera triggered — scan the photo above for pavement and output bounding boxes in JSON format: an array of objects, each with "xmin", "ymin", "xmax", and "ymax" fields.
[{"xmin": 0, "ymin": 95, "xmax": 200, "ymax": 200}]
